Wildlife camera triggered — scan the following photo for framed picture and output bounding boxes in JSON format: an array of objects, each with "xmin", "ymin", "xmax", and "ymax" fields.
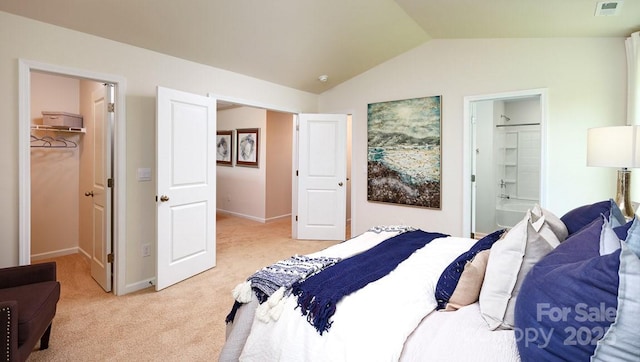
[
  {"xmin": 216, "ymin": 130, "xmax": 233, "ymax": 165},
  {"xmin": 367, "ymin": 95, "xmax": 442, "ymax": 209},
  {"xmin": 236, "ymin": 128, "xmax": 259, "ymax": 167}
]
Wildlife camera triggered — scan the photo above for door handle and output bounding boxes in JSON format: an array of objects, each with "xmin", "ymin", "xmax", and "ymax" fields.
[
  {"xmin": 84, "ymin": 191, "xmax": 94, "ymax": 197},
  {"xmin": 159, "ymin": 195, "xmax": 170, "ymax": 202},
  {"xmin": 338, "ymin": 182, "xmax": 344, "ymax": 187}
]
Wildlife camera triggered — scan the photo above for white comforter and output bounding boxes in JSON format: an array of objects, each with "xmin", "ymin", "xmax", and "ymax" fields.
[{"xmin": 239, "ymin": 236, "xmax": 477, "ymax": 361}]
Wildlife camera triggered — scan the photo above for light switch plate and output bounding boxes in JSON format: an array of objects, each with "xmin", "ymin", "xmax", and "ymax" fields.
[{"xmin": 137, "ymin": 167, "xmax": 152, "ymax": 181}]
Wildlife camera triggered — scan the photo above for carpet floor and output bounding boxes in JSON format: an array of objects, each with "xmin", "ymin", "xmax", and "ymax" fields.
[{"xmin": 27, "ymin": 213, "xmax": 342, "ymax": 361}]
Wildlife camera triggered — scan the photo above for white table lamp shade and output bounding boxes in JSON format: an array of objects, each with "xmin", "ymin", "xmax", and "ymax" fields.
[{"xmin": 587, "ymin": 126, "xmax": 640, "ymax": 168}]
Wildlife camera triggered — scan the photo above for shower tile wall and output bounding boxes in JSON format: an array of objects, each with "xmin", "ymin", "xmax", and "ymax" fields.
[{"xmin": 517, "ymin": 129, "xmax": 541, "ymax": 200}]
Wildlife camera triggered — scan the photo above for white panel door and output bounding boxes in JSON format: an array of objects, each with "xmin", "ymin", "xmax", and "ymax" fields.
[
  {"xmin": 296, "ymin": 113, "xmax": 347, "ymax": 240},
  {"xmin": 89, "ymin": 85, "xmax": 112, "ymax": 292},
  {"xmin": 156, "ymin": 86, "xmax": 216, "ymax": 291}
]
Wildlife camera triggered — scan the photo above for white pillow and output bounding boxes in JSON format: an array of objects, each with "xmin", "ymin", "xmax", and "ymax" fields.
[{"xmin": 479, "ymin": 207, "xmax": 561, "ymax": 330}]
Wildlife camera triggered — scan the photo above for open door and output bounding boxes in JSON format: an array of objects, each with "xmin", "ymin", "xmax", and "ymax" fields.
[
  {"xmin": 295, "ymin": 113, "xmax": 347, "ymax": 240},
  {"xmin": 156, "ymin": 86, "xmax": 216, "ymax": 291},
  {"xmin": 88, "ymin": 85, "xmax": 113, "ymax": 292}
]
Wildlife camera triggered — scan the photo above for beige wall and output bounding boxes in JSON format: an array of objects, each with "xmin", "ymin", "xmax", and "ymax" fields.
[
  {"xmin": 30, "ymin": 73, "xmax": 103, "ymax": 261},
  {"xmin": 0, "ymin": 12, "xmax": 318, "ymax": 292},
  {"xmin": 30, "ymin": 72, "xmax": 80, "ymax": 257},
  {"xmin": 216, "ymin": 108, "xmax": 293, "ymax": 222},
  {"xmin": 265, "ymin": 111, "xmax": 293, "ymax": 220},
  {"xmin": 216, "ymin": 107, "xmax": 268, "ymax": 220},
  {"xmin": 319, "ymin": 38, "xmax": 627, "ymax": 236}
]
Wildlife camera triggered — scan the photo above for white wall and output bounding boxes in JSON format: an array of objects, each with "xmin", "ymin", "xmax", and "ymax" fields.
[
  {"xmin": 319, "ymin": 38, "xmax": 627, "ymax": 236},
  {"xmin": 474, "ymin": 100, "xmax": 495, "ymax": 234},
  {"xmin": 0, "ymin": 12, "xmax": 319, "ymax": 290}
]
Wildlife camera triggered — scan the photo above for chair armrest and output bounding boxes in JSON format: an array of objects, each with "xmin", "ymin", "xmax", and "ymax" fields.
[
  {"xmin": 0, "ymin": 301, "xmax": 19, "ymax": 361},
  {"xmin": 0, "ymin": 262, "xmax": 57, "ymax": 289}
]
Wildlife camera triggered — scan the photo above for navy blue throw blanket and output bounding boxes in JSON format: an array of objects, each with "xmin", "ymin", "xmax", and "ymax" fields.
[{"xmin": 291, "ymin": 230, "xmax": 448, "ymax": 335}]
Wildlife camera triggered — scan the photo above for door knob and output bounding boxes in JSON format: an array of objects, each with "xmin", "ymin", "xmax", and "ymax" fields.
[
  {"xmin": 338, "ymin": 182, "xmax": 344, "ymax": 187},
  {"xmin": 84, "ymin": 191, "xmax": 94, "ymax": 197},
  {"xmin": 159, "ymin": 195, "xmax": 170, "ymax": 202}
]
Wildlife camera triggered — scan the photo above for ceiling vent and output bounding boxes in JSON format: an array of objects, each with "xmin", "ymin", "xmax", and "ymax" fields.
[{"xmin": 594, "ymin": 1, "xmax": 623, "ymax": 16}]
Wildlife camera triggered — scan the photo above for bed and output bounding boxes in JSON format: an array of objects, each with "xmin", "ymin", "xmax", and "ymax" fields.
[{"xmin": 219, "ymin": 200, "xmax": 640, "ymax": 361}]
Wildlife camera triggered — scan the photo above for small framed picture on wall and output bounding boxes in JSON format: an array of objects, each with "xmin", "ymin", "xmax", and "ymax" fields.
[
  {"xmin": 216, "ymin": 130, "xmax": 233, "ymax": 166},
  {"xmin": 236, "ymin": 128, "xmax": 259, "ymax": 167}
]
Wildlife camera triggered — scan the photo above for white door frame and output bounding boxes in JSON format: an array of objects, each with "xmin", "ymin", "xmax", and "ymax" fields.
[
  {"xmin": 18, "ymin": 59, "xmax": 127, "ymax": 295},
  {"xmin": 462, "ymin": 88, "xmax": 548, "ymax": 237}
]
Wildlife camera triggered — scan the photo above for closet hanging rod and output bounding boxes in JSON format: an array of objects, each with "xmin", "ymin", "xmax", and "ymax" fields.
[{"xmin": 495, "ymin": 123, "xmax": 540, "ymax": 128}]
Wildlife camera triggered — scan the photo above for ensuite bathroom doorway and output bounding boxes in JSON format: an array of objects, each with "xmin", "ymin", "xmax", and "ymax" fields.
[{"xmin": 465, "ymin": 89, "xmax": 547, "ymax": 238}]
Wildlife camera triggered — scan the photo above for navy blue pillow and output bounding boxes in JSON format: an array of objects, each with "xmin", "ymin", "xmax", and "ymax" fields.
[
  {"xmin": 514, "ymin": 215, "xmax": 640, "ymax": 361},
  {"xmin": 540, "ymin": 216, "xmax": 603, "ymax": 267},
  {"xmin": 435, "ymin": 228, "xmax": 505, "ymax": 310},
  {"xmin": 560, "ymin": 200, "xmax": 611, "ymax": 236},
  {"xmin": 514, "ymin": 249, "xmax": 620, "ymax": 361},
  {"xmin": 543, "ymin": 216, "xmax": 633, "ymax": 268}
]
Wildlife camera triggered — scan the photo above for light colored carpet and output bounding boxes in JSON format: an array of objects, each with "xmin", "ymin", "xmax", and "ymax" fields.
[{"xmin": 28, "ymin": 214, "xmax": 343, "ymax": 361}]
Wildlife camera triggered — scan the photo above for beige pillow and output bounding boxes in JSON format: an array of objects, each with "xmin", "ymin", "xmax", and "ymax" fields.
[
  {"xmin": 479, "ymin": 209, "xmax": 560, "ymax": 330},
  {"xmin": 531, "ymin": 204, "xmax": 568, "ymax": 243},
  {"xmin": 445, "ymin": 249, "xmax": 490, "ymax": 311}
]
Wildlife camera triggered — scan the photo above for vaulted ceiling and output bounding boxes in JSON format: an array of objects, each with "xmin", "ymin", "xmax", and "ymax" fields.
[{"xmin": 1, "ymin": 0, "xmax": 637, "ymax": 94}]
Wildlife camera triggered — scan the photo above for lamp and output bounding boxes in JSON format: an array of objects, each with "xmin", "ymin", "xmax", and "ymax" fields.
[{"xmin": 587, "ymin": 125, "xmax": 640, "ymax": 220}]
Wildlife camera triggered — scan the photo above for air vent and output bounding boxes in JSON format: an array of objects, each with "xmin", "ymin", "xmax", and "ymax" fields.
[{"xmin": 594, "ymin": 1, "xmax": 623, "ymax": 16}]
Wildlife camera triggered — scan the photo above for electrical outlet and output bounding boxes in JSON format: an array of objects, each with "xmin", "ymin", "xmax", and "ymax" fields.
[{"xmin": 141, "ymin": 243, "xmax": 151, "ymax": 257}]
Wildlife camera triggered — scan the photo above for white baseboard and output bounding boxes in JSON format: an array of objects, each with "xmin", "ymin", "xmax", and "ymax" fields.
[
  {"xmin": 265, "ymin": 213, "xmax": 292, "ymax": 223},
  {"xmin": 217, "ymin": 209, "xmax": 292, "ymax": 223},
  {"xmin": 31, "ymin": 247, "xmax": 79, "ymax": 261},
  {"xmin": 123, "ymin": 278, "xmax": 156, "ymax": 295}
]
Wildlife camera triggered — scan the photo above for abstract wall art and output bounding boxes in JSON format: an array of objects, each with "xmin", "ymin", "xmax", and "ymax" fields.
[{"xmin": 367, "ymin": 95, "xmax": 441, "ymax": 209}]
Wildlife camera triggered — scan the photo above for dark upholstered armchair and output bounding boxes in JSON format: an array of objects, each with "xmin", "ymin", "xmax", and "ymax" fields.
[{"xmin": 0, "ymin": 262, "xmax": 60, "ymax": 362}]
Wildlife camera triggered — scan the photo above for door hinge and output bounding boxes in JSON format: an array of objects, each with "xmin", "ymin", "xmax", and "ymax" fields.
[
  {"xmin": 107, "ymin": 103, "xmax": 115, "ymax": 113},
  {"xmin": 471, "ymin": 174, "xmax": 476, "ymax": 182},
  {"xmin": 108, "ymin": 178, "xmax": 114, "ymax": 188},
  {"xmin": 107, "ymin": 253, "xmax": 114, "ymax": 263},
  {"xmin": 296, "ymin": 170, "xmax": 299, "ymax": 176},
  {"xmin": 295, "ymin": 215, "xmax": 298, "ymax": 221}
]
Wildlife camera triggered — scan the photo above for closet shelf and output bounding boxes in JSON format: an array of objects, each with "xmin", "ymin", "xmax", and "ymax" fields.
[{"xmin": 31, "ymin": 124, "xmax": 86, "ymax": 133}]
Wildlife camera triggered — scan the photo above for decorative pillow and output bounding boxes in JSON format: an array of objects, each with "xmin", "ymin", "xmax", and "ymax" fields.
[
  {"xmin": 479, "ymin": 208, "xmax": 561, "ymax": 330},
  {"xmin": 531, "ymin": 204, "xmax": 568, "ymax": 242},
  {"xmin": 621, "ymin": 217, "xmax": 640, "ymax": 257},
  {"xmin": 541, "ymin": 215, "xmax": 633, "ymax": 268},
  {"xmin": 434, "ymin": 229, "xmax": 505, "ymax": 310},
  {"xmin": 444, "ymin": 249, "xmax": 490, "ymax": 311},
  {"xmin": 514, "ymin": 216, "xmax": 640, "ymax": 361},
  {"xmin": 560, "ymin": 199, "xmax": 623, "ymax": 236}
]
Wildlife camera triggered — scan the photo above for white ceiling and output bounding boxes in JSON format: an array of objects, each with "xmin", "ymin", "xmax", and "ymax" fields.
[{"xmin": 1, "ymin": 0, "xmax": 637, "ymax": 94}]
